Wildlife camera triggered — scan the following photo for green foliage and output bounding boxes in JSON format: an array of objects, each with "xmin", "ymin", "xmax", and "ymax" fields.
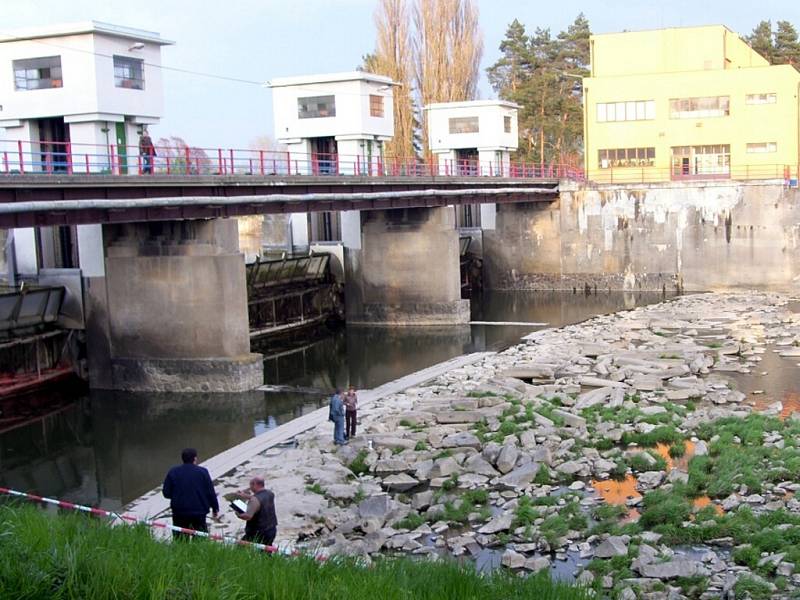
[
  {"xmin": 438, "ymin": 489, "xmax": 490, "ymax": 524},
  {"xmin": 674, "ymin": 576, "xmax": 708, "ymax": 598},
  {"xmin": 732, "ymin": 545, "xmax": 760, "ymax": 569},
  {"xmin": 733, "ymin": 576, "xmax": 773, "ymax": 600},
  {"xmin": 668, "ymin": 441, "xmax": 686, "ymax": 458},
  {"xmin": 513, "ymin": 496, "xmax": 542, "ymax": 529},
  {"xmin": 639, "ymin": 487, "xmax": 692, "ymax": 529},
  {"xmin": 0, "ymin": 504, "xmax": 593, "ymax": 600},
  {"xmin": 305, "ymin": 483, "xmax": 325, "ymax": 495},
  {"xmin": 487, "ymin": 15, "xmax": 591, "ymax": 165},
  {"xmin": 747, "ymin": 19, "xmax": 800, "ymax": 70},
  {"xmin": 414, "ymin": 441, "xmax": 429, "ymax": 452},
  {"xmin": 396, "ymin": 512, "xmax": 427, "ymax": 531},
  {"xmin": 435, "ymin": 450, "xmax": 453, "ymax": 460},
  {"xmin": 628, "ymin": 451, "xmax": 667, "ymax": 473},
  {"xmin": 621, "ymin": 425, "xmax": 683, "ymax": 448},
  {"xmin": 533, "ymin": 464, "xmax": 552, "ymax": 485},
  {"xmin": 441, "ymin": 473, "xmax": 460, "ymax": 491},
  {"xmin": 593, "ymin": 438, "xmax": 614, "ymax": 451},
  {"xmin": 466, "ymin": 390, "xmax": 497, "ymax": 398},
  {"xmin": 349, "ymin": 449, "xmax": 370, "ymax": 477}
]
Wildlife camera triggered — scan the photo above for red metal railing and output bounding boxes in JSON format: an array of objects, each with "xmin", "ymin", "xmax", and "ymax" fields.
[
  {"xmin": 587, "ymin": 164, "xmax": 798, "ymax": 185},
  {"xmin": 0, "ymin": 139, "xmax": 584, "ymax": 181}
]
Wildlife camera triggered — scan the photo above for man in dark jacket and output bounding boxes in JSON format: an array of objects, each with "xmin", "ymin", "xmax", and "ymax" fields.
[
  {"xmin": 162, "ymin": 448, "xmax": 219, "ymax": 539},
  {"xmin": 236, "ymin": 476, "xmax": 278, "ymax": 545}
]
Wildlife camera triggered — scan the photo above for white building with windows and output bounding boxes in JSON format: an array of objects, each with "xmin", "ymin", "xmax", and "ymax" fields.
[
  {"xmin": 425, "ymin": 100, "xmax": 519, "ymax": 177},
  {"xmin": 268, "ymin": 72, "xmax": 396, "ymax": 250},
  {"xmin": 269, "ymin": 72, "xmax": 395, "ymax": 177},
  {"xmin": 0, "ymin": 21, "xmax": 173, "ymax": 173}
]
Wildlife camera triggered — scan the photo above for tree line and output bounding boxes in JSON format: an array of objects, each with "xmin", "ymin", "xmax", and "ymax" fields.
[{"xmin": 363, "ymin": 6, "xmax": 800, "ymax": 168}]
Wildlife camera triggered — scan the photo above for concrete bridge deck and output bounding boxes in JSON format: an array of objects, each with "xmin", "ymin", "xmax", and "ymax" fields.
[{"xmin": 0, "ymin": 174, "xmax": 559, "ymax": 227}]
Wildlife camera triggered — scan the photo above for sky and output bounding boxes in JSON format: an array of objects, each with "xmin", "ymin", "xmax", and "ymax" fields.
[{"xmin": 3, "ymin": 0, "xmax": 799, "ymax": 149}]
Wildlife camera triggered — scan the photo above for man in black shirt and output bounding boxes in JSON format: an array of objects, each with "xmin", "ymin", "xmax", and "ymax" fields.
[
  {"xmin": 236, "ymin": 476, "xmax": 278, "ymax": 546},
  {"xmin": 162, "ymin": 448, "xmax": 219, "ymax": 539}
]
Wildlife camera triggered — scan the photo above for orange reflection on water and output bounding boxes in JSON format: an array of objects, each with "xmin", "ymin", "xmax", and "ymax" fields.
[
  {"xmin": 592, "ymin": 475, "xmax": 642, "ymax": 523},
  {"xmin": 592, "ymin": 475, "xmax": 642, "ymax": 504},
  {"xmin": 692, "ymin": 495, "xmax": 724, "ymax": 516},
  {"xmin": 752, "ymin": 391, "xmax": 800, "ymax": 420}
]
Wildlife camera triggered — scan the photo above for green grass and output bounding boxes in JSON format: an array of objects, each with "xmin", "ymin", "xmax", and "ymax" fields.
[
  {"xmin": 533, "ymin": 464, "xmax": 552, "ymax": 485},
  {"xmin": 668, "ymin": 441, "xmax": 686, "ymax": 458},
  {"xmin": 441, "ymin": 473, "xmax": 460, "ymax": 491},
  {"xmin": 733, "ymin": 576, "xmax": 773, "ymax": 600},
  {"xmin": 305, "ymin": 483, "xmax": 325, "ymax": 495},
  {"xmin": 439, "ymin": 490, "xmax": 491, "ymax": 524},
  {"xmin": 621, "ymin": 425, "xmax": 683, "ymax": 448},
  {"xmin": 395, "ymin": 512, "xmax": 427, "ymax": 530},
  {"xmin": 639, "ymin": 487, "xmax": 692, "ymax": 529},
  {"xmin": 627, "ymin": 451, "xmax": 668, "ymax": 473},
  {"xmin": 0, "ymin": 504, "xmax": 591, "ymax": 600},
  {"xmin": 466, "ymin": 391, "xmax": 497, "ymax": 398},
  {"xmin": 349, "ymin": 449, "xmax": 370, "ymax": 477},
  {"xmin": 414, "ymin": 441, "xmax": 429, "ymax": 452}
]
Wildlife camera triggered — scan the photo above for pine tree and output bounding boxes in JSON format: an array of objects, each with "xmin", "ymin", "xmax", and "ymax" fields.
[
  {"xmin": 486, "ymin": 19, "xmax": 532, "ymax": 94},
  {"xmin": 747, "ymin": 20, "xmax": 775, "ymax": 63},
  {"xmin": 774, "ymin": 21, "xmax": 800, "ymax": 68},
  {"xmin": 487, "ymin": 14, "xmax": 591, "ymax": 167}
]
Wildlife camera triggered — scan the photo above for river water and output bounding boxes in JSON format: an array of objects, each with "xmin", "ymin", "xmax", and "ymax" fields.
[{"xmin": 0, "ymin": 290, "xmax": 674, "ymax": 510}]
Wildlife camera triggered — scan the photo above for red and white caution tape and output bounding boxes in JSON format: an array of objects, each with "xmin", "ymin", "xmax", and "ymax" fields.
[{"xmin": 0, "ymin": 486, "xmax": 299, "ymax": 556}]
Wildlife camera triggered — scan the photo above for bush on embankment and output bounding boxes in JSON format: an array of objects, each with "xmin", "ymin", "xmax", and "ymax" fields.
[{"xmin": 0, "ymin": 504, "xmax": 589, "ymax": 600}]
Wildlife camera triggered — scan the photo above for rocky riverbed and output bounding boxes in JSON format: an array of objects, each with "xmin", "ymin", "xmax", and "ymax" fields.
[{"xmin": 209, "ymin": 292, "xmax": 800, "ymax": 599}]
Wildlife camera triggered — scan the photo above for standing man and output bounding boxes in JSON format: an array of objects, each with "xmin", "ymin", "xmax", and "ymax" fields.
[
  {"xmin": 139, "ymin": 128, "xmax": 156, "ymax": 174},
  {"xmin": 344, "ymin": 385, "xmax": 358, "ymax": 440},
  {"xmin": 236, "ymin": 476, "xmax": 278, "ymax": 546},
  {"xmin": 328, "ymin": 388, "xmax": 346, "ymax": 445},
  {"xmin": 162, "ymin": 448, "xmax": 219, "ymax": 539}
]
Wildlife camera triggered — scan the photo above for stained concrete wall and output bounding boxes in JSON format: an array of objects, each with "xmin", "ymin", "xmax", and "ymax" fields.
[
  {"xmin": 345, "ymin": 207, "xmax": 469, "ymax": 325},
  {"xmin": 85, "ymin": 219, "xmax": 262, "ymax": 392},
  {"xmin": 484, "ymin": 180, "xmax": 800, "ymax": 293}
]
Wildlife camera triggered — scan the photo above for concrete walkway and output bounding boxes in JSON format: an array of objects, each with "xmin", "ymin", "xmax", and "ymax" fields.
[{"xmin": 127, "ymin": 351, "xmax": 495, "ymax": 519}]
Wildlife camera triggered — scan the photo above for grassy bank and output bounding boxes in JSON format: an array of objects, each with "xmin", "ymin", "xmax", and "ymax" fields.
[{"xmin": 0, "ymin": 504, "xmax": 589, "ymax": 600}]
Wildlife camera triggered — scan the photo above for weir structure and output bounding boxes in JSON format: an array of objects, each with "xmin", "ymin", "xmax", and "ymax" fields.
[{"xmin": 0, "ymin": 170, "xmax": 560, "ymax": 391}]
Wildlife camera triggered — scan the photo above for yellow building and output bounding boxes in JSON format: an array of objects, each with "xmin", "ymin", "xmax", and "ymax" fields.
[{"xmin": 582, "ymin": 25, "xmax": 800, "ymax": 183}]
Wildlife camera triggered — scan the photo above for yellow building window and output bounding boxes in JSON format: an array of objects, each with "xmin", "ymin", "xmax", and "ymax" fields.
[
  {"xmin": 669, "ymin": 96, "xmax": 729, "ymax": 119},
  {"xmin": 596, "ymin": 100, "xmax": 654, "ymax": 122},
  {"xmin": 369, "ymin": 94, "xmax": 384, "ymax": 118},
  {"xmin": 671, "ymin": 145, "xmax": 730, "ymax": 178},
  {"xmin": 598, "ymin": 147, "xmax": 655, "ymax": 169},
  {"xmin": 745, "ymin": 93, "xmax": 776, "ymax": 105},
  {"xmin": 746, "ymin": 142, "xmax": 777, "ymax": 153}
]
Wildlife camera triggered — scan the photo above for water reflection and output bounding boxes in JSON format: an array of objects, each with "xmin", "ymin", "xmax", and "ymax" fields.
[{"xmin": 1, "ymin": 290, "xmax": 677, "ymax": 508}]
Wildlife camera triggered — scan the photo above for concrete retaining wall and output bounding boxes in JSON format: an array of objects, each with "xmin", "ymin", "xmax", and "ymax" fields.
[{"xmin": 484, "ymin": 180, "xmax": 800, "ymax": 293}]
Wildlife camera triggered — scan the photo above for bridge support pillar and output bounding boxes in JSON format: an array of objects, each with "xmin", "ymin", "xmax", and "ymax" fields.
[
  {"xmin": 84, "ymin": 219, "xmax": 263, "ymax": 392},
  {"xmin": 344, "ymin": 207, "xmax": 469, "ymax": 325},
  {"xmin": 483, "ymin": 201, "xmax": 561, "ymax": 290}
]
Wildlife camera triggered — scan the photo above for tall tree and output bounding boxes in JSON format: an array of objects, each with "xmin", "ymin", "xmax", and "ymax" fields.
[
  {"xmin": 487, "ymin": 14, "xmax": 590, "ymax": 167},
  {"xmin": 413, "ymin": 0, "xmax": 483, "ymax": 156},
  {"xmin": 362, "ymin": 0, "xmax": 416, "ymax": 158},
  {"xmin": 774, "ymin": 21, "xmax": 800, "ymax": 68},
  {"xmin": 486, "ymin": 19, "xmax": 532, "ymax": 94},
  {"xmin": 747, "ymin": 20, "xmax": 775, "ymax": 63}
]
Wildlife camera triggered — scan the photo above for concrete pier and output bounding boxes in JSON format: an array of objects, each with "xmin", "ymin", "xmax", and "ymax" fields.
[
  {"xmin": 344, "ymin": 207, "xmax": 470, "ymax": 325},
  {"xmin": 84, "ymin": 219, "xmax": 262, "ymax": 392}
]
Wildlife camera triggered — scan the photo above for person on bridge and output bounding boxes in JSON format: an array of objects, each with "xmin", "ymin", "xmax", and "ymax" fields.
[
  {"xmin": 236, "ymin": 476, "xmax": 278, "ymax": 546},
  {"xmin": 344, "ymin": 385, "xmax": 358, "ymax": 440},
  {"xmin": 139, "ymin": 129, "xmax": 156, "ymax": 174},
  {"xmin": 162, "ymin": 448, "xmax": 219, "ymax": 539},
  {"xmin": 328, "ymin": 388, "xmax": 346, "ymax": 445}
]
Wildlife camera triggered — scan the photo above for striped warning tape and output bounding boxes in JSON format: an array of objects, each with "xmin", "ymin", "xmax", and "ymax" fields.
[{"xmin": 0, "ymin": 486, "xmax": 301, "ymax": 557}]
